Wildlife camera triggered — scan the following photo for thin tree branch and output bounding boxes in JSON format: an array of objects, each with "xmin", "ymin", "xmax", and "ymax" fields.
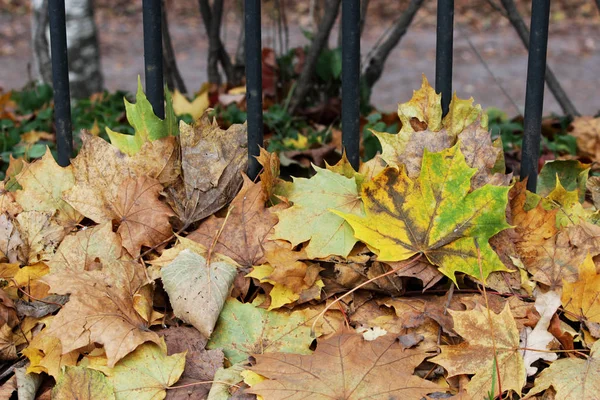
[
  {"xmin": 362, "ymin": 0, "xmax": 424, "ymax": 90},
  {"xmin": 162, "ymin": 0, "xmax": 187, "ymax": 93},
  {"xmin": 198, "ymin": 0, "xmax": 236, "ymax": 85},
  {"xmin": 456, "ymin": 25, "xmax": 522, "ymax": 116},
  {"xmin": 498, "ymin": 0, "xmax": 580, "ymax": 116},
  {"xmin": 359, "ymin": 0, "xmax": 370, "ymax": 36},
  {"xmin": 289, "ymin": 0, "xmax": 341, "ymax": 114}
]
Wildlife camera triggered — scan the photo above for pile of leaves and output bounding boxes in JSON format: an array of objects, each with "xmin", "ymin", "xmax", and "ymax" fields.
[{"xmin": 0, "ymin": 76, "xmax": 599, "ymax": 399}]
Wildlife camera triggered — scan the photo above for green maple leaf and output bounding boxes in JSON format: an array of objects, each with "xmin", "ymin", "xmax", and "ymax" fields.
[
  {"xmin": 207, "ymin": 298, "xmax": 313, "ymax": 364},
  {"xmin": 333, "ymin": 144, "xmax": 510, "ymax": 283},
  {"xmin": 272, "ymin": 166, "xmax": 365, "ymax": 259},
  {"xmin": 106, "ymin": 77, "xmax": 178, "ymax": 155}
]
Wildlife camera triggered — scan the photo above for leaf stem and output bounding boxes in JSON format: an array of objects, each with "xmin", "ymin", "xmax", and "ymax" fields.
[{"xmin": 310, "ymin": 254, "xmax": 422, "ymax": 336}]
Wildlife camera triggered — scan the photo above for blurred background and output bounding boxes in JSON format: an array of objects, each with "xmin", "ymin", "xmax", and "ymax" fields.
[{"xmin": 0, "ymin": 0, "xmax": 599, "ymax": 174}]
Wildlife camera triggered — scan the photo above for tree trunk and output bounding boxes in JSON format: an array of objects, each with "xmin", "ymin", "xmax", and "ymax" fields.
[
  {"xmin": 31, "ymin": 0, "xmax": 104, "ymax": 98},
  {"xmin": 362, "ymin": 0, "xmax": 424, "ymax": 91},
  {"xmin": 31, "ymin": 0, "xmax": 52, "ymax": 84},
  {"xmin": 289, "ymin": 0, "xmax": 341, "ymax": 114}
]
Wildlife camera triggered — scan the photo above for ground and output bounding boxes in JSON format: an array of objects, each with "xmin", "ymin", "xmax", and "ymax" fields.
[{"xmin": 0, "ymin": 0, "xmax": 599, "ymax": 115}]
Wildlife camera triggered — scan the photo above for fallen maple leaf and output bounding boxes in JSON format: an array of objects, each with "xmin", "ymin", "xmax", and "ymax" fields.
[
  {"xmin": 41, "ymin": 256, "xmax": 160, "ymax": 367},
  {"xmin": 171, "ymin": 89, "xmax": 209, "ymax": 120},
  {"xmin": 168, "ymin": 114, "xmax": 247, "ymax": 226},
  {"xmin": 48, "ymin": 222, "xmax": 140, "ymax": 281},
  {"xmin": 527, "ymin": 222, "xmax": 600, "ymax": 288},
  {"xmin": 14, "ymin": 149, "xmax": 81, "ymax": 227},
  {"xmin": 207, "ymin": 298, "xmax": 314, "ymax": 364},
  {"xmin": 334, "ymin": 144, "xmax": 510, "ymax": 283},
  {"xmin": 247, "ymin": 239, "xmax": 323, "ymax": 309},
  {"xmin": 207, "ymin": 362, "xmax": 247, "ymax": 399},
  {"xmin": 0, "ymin": 214, "xmax": 23, "ymax": 263},
  {"xmin": 443, "ymin": 92, "xmax": 487, "ymax": 137},
  {"xmin": 187, "ymin": 174, "xmax": 278, "ymax": 267},
  {"xmin": 161, "ymin": 244, "xmax": 237, "ymax": 338},
  {"xmin": 372, "ymin": 76, "xmax": 502, "ymax": 189},
  {"xmin": 52, "ymin": 366, "xmax": 115, "ymax": 400},
  {"xmin": 525, "ymin": 340, "xmax": 600, "ymax": 400},
  {"xmin": 107, "ymin": 339, "xmax": 186, "ymax": 400},
  {"xmin": 537, "ymin": 160, "xmax": 589, "ymax": 202},
  {"xmin": 570, "ymin": 116, "xmax": 600, "ymax": 161},
  {"xmin": 273, "ymin": 165, "xmax": 365, "ymax": 259},
  {"xmin": 396, "ymin": 75, "xmax": 442, "ymax": 134},
  {"xmin": 64, "ymin": 131, "xmax": 179, "ymax": 221},
  {"xmin": 248, "ymin": 332, "xmax": 441, "ymax": 400},
  {"xmin": 16, "ymin": 211, "xmax": 66, "ymax": 264},
  {"xmin": 562, "ymin": 253, "xmax": 600, "ymax": 337},
  {"xmin": 113, "ymin": 176, "xmax": 175, "ymax": 257},
  {"xmin": 256, "ymin": 147, "xmax": 281, "ymax": 203},
  {"xmin": 23, "ymin": 327, "xmax": 79, "ymax": 378},
  {"xmin": 106, "ymin": 78, "xmax": 178, "ymax": 155},
  {"xmin": 430, "ymin": 304, "xmax": 526, "ymax": 398}
]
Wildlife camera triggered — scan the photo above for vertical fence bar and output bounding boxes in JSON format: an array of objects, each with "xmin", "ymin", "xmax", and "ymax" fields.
[
  {"xmin": 48, "ymin": 0, "xmax": 73, "ymax": 167},
  {"xmin": 435, "ymin": 0, "xmax": 454, "ymax": 116},
  {"xmin": 520, "ymin": 0, "xmax": 550, "ymax": 192},
  {"xmin": 342, "ymin": 0, "xmax": 361, "ymax": 170},
  {"xmin": 246, "ymin": 0, "xmax": 263, "ymax": 180},
  {"xmin": 143, "ymin": 0, "xmax": 164, "ymax": 118}
]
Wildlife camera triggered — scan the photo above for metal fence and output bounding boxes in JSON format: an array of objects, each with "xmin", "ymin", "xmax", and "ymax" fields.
[{"xmin": 47, "ymin": 0, "xmax": 551, "ymax": 191}]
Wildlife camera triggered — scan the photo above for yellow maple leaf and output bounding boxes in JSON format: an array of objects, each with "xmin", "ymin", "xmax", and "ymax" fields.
[
  {"xmin": 14, "ymin": 149, "xmax": 81, "ymax": 227},
  {"xmin": 334, "ymin": 144, "xmax": 510, "ymax": 283},
  {"xmin": 172, "ymin": 89, "xmax": 209, "ymax": 120},
  {"xmin": 562, "ymin": 253, "xmax": 600, "ymax": 331},
  {"xmin": 430, "ymin": 304, "xmax": 526, "ymax": 398}
]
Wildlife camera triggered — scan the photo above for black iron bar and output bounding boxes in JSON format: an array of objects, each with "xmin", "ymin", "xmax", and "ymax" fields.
[
  {"xmin": 435, "ymin": 0, "xmax": 454, "ymax": 116},
  {"xmin": 246, "ymin": 0, "xmax": 263, "ymax": 180},
  {"xmin": 342, "ymin": 0, "xmax": 361, "ymax": 170},
  {"xmin": 48, "ymin": 0, "xmax": 73, "ymax": 167},
  {"xmin": 520, "ymin": 0, "xmax": 550, "ymax": 192},
  {"xmin": 143, "ymin": 0, "xmax": 164, "ymax": 118}
]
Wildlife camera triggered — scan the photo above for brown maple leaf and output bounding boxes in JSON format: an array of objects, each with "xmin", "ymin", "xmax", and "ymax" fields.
[
  {"xmin": 113, "ymin": 176, "xmax": 174, "ymax": 257},
  {"xmin": 42, "ymin": 256, "xmax": 160, "ymax": 367},
  {"xmin": 16, "ymin": 211, "xmax": 66, "ymax": 264},
  {"xmin": 64, "ymin": 131, "xmax": 178, "ymax": 220},
  {"xmin": 510, "ymin": 181, "xmax": 600, "ymax": 288},
  {"xmin": 187, "ymin": 174, "xmax": 278, "ymax": 267},
  {"xmin": 167, "ymin": 115, "xmax": 247, "ymax": 227},
  {"xmin": 256, "ymin": 147, "xmax": 281, "ymax": 203},
  {"xmin": 248, "ymin": 332, "xmax": 441, "ymax": 400},
  {"xmin": 48, "ymin": 222, "xmax": 146, "ymax": 287},
  {"xmin": 570, "ymin": 116, "xmax": 600, "ymax": 161}
]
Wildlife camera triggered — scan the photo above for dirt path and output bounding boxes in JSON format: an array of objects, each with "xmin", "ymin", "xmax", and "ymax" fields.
[{"xmin": 1, "ymin": 7, "xmax": 599, "ymax": 116}]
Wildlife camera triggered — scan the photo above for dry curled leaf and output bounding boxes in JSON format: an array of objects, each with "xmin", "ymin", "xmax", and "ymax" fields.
[{"xmin": 168, "ymin": 115, "xmax": 247, "ymax": 227}]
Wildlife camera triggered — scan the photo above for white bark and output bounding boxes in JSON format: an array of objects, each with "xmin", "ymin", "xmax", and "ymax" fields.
[{"xmin": 31, "ymin": 0, "xmax": 103, "ymax": 98}]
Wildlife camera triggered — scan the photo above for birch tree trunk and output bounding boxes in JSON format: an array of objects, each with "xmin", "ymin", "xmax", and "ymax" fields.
[{"xmin": 31, "ymin": 0, "xmax": 103, "ymax": 98}]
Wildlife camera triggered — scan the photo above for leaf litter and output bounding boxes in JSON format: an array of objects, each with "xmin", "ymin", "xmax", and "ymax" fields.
[{"xmin": 0, "ymin": 76, "xmax": 598, "ymax": 399}]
